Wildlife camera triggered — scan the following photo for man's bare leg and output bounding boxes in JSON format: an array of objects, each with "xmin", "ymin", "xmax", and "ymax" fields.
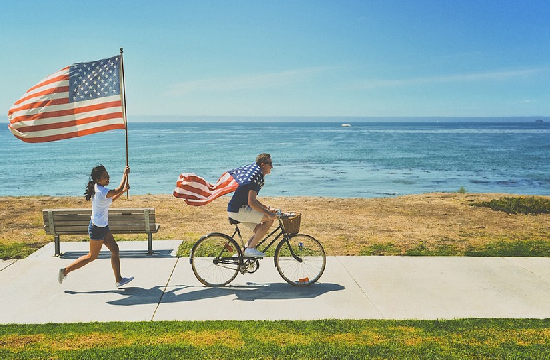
[{"xmin": 247, "ymin": 216, "xmax": 275, "ymax": 249}]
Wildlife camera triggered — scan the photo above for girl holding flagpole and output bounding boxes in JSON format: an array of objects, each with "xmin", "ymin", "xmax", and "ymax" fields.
[{"xmin": 58, "ymin": 165, "xmax": 134, "ymax": 288}]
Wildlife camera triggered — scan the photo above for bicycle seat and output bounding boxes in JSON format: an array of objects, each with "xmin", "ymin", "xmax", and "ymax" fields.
[{"xmin": 228, "ymin": 217, "xmax": 240, "ymax": 225}]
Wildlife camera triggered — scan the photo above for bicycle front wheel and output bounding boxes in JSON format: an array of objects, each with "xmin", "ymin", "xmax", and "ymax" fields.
[
  {"xmin": 274, "ymin": 234, "xmax": 326, "ymax": 286},
  {"xmin": 190, "ymin": 233, "xmax": 241, "ymax": 286}
]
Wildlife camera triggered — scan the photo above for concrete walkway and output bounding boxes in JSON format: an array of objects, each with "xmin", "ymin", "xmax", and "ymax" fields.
[{"xmin": 0, "ymin": 240, "xmax": 548, "ymax": 324}]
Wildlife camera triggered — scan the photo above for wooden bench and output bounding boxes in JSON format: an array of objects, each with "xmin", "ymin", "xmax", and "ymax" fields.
[{"xmin": 43, "ymin": 208, "xmax": 160, "ymax": 256}]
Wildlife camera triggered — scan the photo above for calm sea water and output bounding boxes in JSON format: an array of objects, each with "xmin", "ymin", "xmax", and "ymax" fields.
[{"xmin": 1, "ymin": 121, "xmax": 548, "ymax": 198}]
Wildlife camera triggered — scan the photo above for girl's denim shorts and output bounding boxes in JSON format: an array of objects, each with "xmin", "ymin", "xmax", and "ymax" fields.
[{"xmin": 88, "ymin": 221, "xmax": 109, "ymax": 240}]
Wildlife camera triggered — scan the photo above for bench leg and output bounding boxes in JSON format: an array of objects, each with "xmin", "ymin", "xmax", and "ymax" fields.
[
  {"xmin": 54, "ymin": 235, "xmax": 61, "ymax": 257},
  {"xmin": 148, "ymin": 233, "xmax": 153, "ymax": 255}
]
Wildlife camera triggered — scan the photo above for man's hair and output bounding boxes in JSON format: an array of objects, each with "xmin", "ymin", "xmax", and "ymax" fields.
[{"xmin": 256, "ymin": 153, "xmax": 271, "ymax": 166}]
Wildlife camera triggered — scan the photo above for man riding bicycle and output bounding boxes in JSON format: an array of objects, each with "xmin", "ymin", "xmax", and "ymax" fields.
[
  {"xmin": 183, "ymin": 153, "xmax": 326, "ymax": 287},
  {"xmin": 227, "ymin": 153, "xmax": 277, "ymax": 258}
]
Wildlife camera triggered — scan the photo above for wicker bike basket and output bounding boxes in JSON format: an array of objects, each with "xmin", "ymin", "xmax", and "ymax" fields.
[{"xmin": 281, "ymin": 213, "xmax": 301, "ymax": 234}]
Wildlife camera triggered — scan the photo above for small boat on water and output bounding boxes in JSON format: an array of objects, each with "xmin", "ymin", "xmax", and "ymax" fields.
[
  {"xmin": 341, "ymin": 123, "xmax": 352, "ymax": 127},
  {"xmin": 535, "ymin": 119, "xmax": 543, "ymax": 123}
]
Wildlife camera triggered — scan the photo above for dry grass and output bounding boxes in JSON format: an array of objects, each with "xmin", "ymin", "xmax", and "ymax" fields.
[{"xmin": 0, "ymin": 193, "xmax": 548, "ymax": 256}]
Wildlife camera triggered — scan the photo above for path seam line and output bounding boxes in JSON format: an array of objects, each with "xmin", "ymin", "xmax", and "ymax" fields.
[
  {"xmin": 336, "ymin": 256, "xmax": 384, "ymax": 317},
  {"xmin": 151, "ymin": 256, "xmax": 179, "ymax": 321},
  {"xmin": 0, "ymin": 259, "xmax": 18, "ymax": 272}
]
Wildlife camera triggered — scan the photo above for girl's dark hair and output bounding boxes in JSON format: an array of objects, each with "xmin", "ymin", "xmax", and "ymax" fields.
[{"xmin": 84, "ymin": 165, "xmax": 107, "ymax": 201}]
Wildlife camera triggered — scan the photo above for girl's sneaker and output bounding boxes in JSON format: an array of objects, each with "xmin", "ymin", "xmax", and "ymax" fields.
[
  {"xmin": 58, "ymin": 268, "xmax": 66, "ymax": 284},
  {"xmin": 116, "ymin": 276, "xmax": 134, "ymax": 288}
]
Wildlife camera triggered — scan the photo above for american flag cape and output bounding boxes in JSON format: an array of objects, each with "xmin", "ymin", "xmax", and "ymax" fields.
[
  {"xmin": 174, "ymin": 164, "xmax": 264, "ymax": 206},
  {"xmin": 7, "ymin": 55, "xmax": 125, "ymax": 143}
]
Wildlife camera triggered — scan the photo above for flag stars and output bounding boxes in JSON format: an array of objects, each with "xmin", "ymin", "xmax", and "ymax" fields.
[
  {"xmin": 69, "ymin": 55, "xmax": 121, "ymax": 102},
  {"xmin": 229, "ymin": 164, "xmax": 264, "ymax": 187}
]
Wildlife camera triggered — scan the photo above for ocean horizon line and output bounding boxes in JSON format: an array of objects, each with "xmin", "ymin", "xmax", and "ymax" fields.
[
  {"xmin": 4, "ymin": 115, "xmax": 547, "ymax": 124},
  {"xmin": 90, "ymin": 115, "xmax": 550, "ymax": 123}
]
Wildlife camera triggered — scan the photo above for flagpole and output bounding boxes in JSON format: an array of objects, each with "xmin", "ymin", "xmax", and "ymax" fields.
[{"xmin": 119, "ymin": 47, "xmax": 129, "ymax": 198}]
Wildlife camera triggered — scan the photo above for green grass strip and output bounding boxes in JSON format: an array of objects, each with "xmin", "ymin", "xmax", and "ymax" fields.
[
  {"xmin": 465, "ymin": 239, "xmax": 550, "ymax": 257},
  {"xmin": 0, "ymin": 243, "xmax": 42, "ymax": 260},
  {"xmin": 360, "ymin": 239, "xmax": 550, "ymax": 257},
  {"xmin": 0, "ymin": 319, "xmax": 548, "ymax": 359}
]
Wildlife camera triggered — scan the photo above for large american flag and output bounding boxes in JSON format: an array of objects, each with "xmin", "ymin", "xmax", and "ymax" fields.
[
  {"xmin": 8, "ymin": 55, "xmax": 125, "ymax": 143},
  {"xmin": 174, "ymin": 164, "xmax": 263, "ymax": 206}
]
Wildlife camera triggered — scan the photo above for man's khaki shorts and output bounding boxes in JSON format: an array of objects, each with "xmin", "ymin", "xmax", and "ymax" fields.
[{"xmin": 228, "ymin": 206, "xmax": 264, "ymax": 230}]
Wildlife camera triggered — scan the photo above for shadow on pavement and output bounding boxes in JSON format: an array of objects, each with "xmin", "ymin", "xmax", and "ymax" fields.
[
  {"xmin": 64, "ymin": 282, "xmax": 345, "ymax": 306},
  {"xmin": 165, "ymin": 282, "xmax": 346, "ymax": 303},
  {"xmin": 60, "ymin": 249, "xmax": 175, "ymax": 259}
]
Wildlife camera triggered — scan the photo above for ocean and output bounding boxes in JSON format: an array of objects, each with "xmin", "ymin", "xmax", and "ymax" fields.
[{"xmin": 1, "ymin": 121, "xmax": 549, "ymax": 198}]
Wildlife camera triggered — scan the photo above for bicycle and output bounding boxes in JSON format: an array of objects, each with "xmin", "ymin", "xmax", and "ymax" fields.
[{"xmin": 190, "ymin": 212, "xmax": 326, "ymax": 287}]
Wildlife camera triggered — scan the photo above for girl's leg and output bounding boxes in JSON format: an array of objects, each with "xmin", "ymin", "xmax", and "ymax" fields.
[
  {"xmin": 102, "ymin": 230, "xmax": 122, "ymax": 282},
  {"xmin": 64, "ymin": 239, "xmax": 104, "ymax": 275}
]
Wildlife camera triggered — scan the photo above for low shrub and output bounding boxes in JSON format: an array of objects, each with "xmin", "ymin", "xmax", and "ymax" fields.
[{"xmin": 472, "ymin": 196, "xmax": 550, "ymax": 215}]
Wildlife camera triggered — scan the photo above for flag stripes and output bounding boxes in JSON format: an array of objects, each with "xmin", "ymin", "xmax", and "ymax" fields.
[
  {"xmin": 174, "ymin": 172, "xmax": 238, "ymax": 206},
  {"xmin": 7, "ymin": 55, "xmax": 125, "ymax": 143}
]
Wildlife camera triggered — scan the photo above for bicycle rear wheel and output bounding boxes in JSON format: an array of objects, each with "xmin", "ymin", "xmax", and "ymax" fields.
[
  {"xmin": 274, "ymin": 234, "xmax": 326, "ymax": 286},
  {"xmin": 190, "ymin": 233, "xmax": 241, "ymax": 286}
]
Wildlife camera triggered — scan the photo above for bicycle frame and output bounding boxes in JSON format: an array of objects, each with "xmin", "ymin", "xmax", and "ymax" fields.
[{"xmin": 231, "ymin": 218, "xmax": 288, "ymax": 255}]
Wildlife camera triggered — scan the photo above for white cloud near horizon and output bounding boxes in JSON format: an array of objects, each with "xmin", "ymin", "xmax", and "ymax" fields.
[
  {"xmin": 349, "ymin": 67, "xmax": 550, "ymax": 90},
  {"xmin": 168, "ymin": 66, "xmax": 340, "ymax": 95}
]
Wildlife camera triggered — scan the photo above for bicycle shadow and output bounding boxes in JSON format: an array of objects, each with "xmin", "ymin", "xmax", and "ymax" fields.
[
  {"xmin": 164, "ymin": 281, "xmax": 345, "ymax": 303},
  {"xmin": 64, "ymin": 282, "xmax": 345, "ymax": 306}
]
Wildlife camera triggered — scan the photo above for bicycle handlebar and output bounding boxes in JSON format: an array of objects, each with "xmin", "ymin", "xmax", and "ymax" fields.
[{"xmin": 275, "ymin": 210, "xmax": 299, "ymax": 219}]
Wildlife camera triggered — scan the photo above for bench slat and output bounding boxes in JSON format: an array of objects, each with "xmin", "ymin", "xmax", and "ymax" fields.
[
  {"xmin": 48, "ymin": 218, "xmax": 156, "ymax": 224},
  {"xmin": 49, "ymin": 224, "xmax": 160, "ymax": 232},
  {"xmin": 46, "ymin": 221, "xmax": 159, "ymax": 232},
  {"xmin": 51, "ymin": 226, "xmax": 160, "ymax": 235},
  {"xmin": 43, "ymin": 208, "xmax": 155, "ymax": 213}
]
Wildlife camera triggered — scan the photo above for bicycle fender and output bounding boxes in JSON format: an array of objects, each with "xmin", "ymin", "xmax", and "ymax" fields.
[{"xmin": 200, "ymin": 232, "xmax": 232, "ymax": 240}]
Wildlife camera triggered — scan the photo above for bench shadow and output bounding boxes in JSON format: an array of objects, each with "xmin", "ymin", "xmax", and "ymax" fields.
[
  {"xmin": 60, "ymin": 249, "xmax": 175, "ymax": 259},
  {"xmin": 64, "ymin": 282, "xmax": 345, "ymax": 306}
]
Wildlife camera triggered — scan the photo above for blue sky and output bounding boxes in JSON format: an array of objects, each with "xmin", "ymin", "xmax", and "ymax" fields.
[{"xmin": 2, "ymin": 0, "xmax": 549, "ymax": 119}]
